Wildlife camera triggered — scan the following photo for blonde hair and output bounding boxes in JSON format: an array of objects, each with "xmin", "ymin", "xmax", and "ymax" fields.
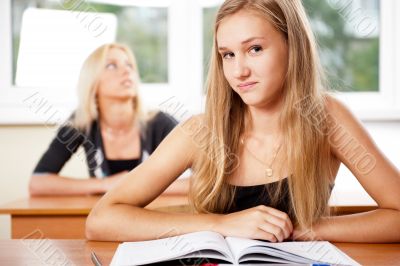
[
  {"xmin": 190, "ymin": 0, "xmax": 333, "ymax": 229},
  {"xmin": 72, "ymin": 43, "xmax": 143, "ymax": 132}
]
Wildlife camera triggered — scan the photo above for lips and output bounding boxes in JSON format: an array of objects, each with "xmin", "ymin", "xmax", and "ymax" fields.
[
  {"xmin": 237, "ymin": 81, "xmax": 258, "ymax": 91},
  {"xmin": 122, "ymin": 79, "xmax": 133, "ymax": 87}
]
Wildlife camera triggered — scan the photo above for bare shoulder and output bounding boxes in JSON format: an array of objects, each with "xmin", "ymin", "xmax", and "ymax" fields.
[
  {"xmin": 180, "ymin": 114, "xmax": 206, "ymax": 132},
  {"xmin": 324, "ymin": 94, "xmax": 354, "ymax": 121},
  {"xmin": 323, "ymin": 94, "xmax": 371, "ymax": 155},
  {"xmin": 178, "ymin": 114, "xmax": 207, "ymax": 162},
  {"xmin": 323, "ymin": 94, "xmax": 372, "ymax": 142},
  {"xmin": 323, "ymin": 94, "xmax": 400, "ymax": 211}
]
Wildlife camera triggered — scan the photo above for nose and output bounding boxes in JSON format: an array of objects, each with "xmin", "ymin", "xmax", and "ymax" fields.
[
  {"xmin": 121, "ymin": 64, "xmax": 132, "ymax": 76},
  {"xmin": 233, "ymin": 57, "xmax": 250, "ymax": 79}
]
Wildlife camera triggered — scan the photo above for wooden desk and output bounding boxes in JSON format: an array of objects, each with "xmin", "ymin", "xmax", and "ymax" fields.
[
  {"xmin": 0, "ymin": 240, "xmax": 398, "ymax": 265},
  {"xmin": 0, "ymin": 194, "xmax": 377, "ymax": 239},
  {"xmin": 0, "ymin": 195, "xmax": 188, "ymax": 239},
  {"xmin": 331, "ymin": 205, "xmax": 377, "ymax": 215}
]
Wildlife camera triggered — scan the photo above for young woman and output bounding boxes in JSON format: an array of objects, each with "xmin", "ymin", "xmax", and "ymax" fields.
[
  {"xmin": 29, "ymin": 43, "xmax": 188, "ymax": 196},
  {"xmin": 86, "ymin": 1, "xmax": 400, "ymax": 243}
]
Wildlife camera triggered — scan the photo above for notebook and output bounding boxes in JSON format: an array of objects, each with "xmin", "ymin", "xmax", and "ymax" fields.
[{"xmin": 110, "ymin": 231, "xmax": 360, "ymax": 265}]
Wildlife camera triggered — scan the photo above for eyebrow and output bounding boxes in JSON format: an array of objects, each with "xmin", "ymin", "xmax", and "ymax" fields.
[{"xmin": 218, "ymin": 36, "xmax": 265, "ymax": 51}]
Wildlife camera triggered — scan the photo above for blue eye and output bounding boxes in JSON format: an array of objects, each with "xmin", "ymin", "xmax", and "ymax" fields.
[
  {"xmin": 106, "ymin": 63, "xmax": 117, "ymax": 70},
  {"xmin": 222, "ymin": 52, "xmax": 234, "ymax": 59},
  {"xmin": 249, "ymin": 45, "xmax": 263, "ymax": 54}
]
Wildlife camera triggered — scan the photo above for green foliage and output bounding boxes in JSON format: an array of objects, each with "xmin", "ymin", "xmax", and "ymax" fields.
[
  {"xmin": 303, "ymin": 0, "xmax": 379, "ymax": 92},
  {"xmin": 203, "ymin": 7, "xmax": 218, "ymax": 85}
]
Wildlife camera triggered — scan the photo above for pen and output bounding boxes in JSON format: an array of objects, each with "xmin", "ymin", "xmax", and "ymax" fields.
[{"xmin": 91, "ymin": 251, "xmax": 102, "ymax": 266}]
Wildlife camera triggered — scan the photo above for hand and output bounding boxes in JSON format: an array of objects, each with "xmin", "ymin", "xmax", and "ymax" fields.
[
  {"xmin": 102, "ymin": 171, "xmax": 128, "ymax": 192},
  {"xmin": 213, "ymin": 205, "xmax": 293, "ymax": 242}
]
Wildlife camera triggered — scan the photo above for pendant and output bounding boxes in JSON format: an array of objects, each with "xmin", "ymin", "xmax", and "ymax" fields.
[{"xmin": 266, "ymin": 168, "xmax": 273, "ymax": 177}]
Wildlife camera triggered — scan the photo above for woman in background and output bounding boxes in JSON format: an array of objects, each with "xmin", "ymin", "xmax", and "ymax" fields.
[{"xmin": 30, "ymin": 43, "xmax": 188, "ymax": 196}]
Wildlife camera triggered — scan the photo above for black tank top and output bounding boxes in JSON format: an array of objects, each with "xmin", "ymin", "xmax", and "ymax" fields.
[
  {"xmin": 226, "ymin": 178, "xmax": 293, "ymax": 218},
  {"xmin": 107, "ymin": 158, "xmax": 140, "ymax": 175}
]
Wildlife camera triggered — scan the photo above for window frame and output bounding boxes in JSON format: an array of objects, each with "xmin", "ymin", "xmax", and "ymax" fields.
[
  {"xmin": 0, "ymin": 0, "xmax": 398, "ymax": 124},
  {"xmin": 335, "ymin": 0, "xmax": 400, "ymax": 121}
]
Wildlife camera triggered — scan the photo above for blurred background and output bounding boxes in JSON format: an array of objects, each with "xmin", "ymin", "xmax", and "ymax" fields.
[{"xmin": 0, "ymin": 0, "xmax": 399, "ymax": 238}]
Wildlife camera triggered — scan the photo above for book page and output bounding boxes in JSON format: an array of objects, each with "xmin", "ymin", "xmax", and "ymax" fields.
[
  {"xmin": 226, "ymin": 237, "xmax": 360, "ymax": 265},
  {"xmin": 110, "ymin": 231, "xmax": 233, "ymax": 265}
]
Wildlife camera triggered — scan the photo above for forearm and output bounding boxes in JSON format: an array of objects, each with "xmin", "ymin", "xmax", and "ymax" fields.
[
  {"xmin": 29, "ymin": 174, "xmax": 104, "ymax": 196},
  {"xmin": 162, "ymin": 178, "xmax": 190, "ymax": 195},
  {"xmin": 86, "ymin": 202, "xmax": 219, "ymax": 242},
  {"xmin": 295, "ymin": 209, "xmax": 400, "ymax": 243}
]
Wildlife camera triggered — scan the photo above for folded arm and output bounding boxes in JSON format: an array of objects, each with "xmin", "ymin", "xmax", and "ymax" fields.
[
  {"xmin": 29, "ymin": 173, "xmax": 125, "ymax": 196},
  {"xmin": 294, "ymin": 97, "xmax": 400, "ymax": 242}
]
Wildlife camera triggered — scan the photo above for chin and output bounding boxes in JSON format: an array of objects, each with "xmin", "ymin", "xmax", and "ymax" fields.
[
  {"xmin": 239, "ymin": 95, "xmax": 263, "ymax": 106},
  {"xmin": 112, "ymin": 94, "xmax": 136, "ymax": 101},
  {"xmin": 123, "ymin": 89, "xmax": 137, "ymax": 97}
]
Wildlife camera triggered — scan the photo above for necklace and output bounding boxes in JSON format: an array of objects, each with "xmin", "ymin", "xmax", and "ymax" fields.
[{"xmin": 240, "ymin": 136, "xmax": 282, "ymax": 178}]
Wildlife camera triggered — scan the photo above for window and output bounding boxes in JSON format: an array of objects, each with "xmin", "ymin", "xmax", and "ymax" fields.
[
  {"xmin": 11, "ymin": 0, "xmax": 168, "ymax": 85},
  {"xmin": 202, "ymin": 5, "xmax": 218, "ymax": 85},
  {"xmin": 0, "ymin": 0, "xmax": 173, "ymax": 124},
  {"xmin": 0, "ymin": 0, "xmax": 399, "ymax": 124},
  {"xmin": 303, "ymin": 0, "xmax": 380, "ymax": 93},
  {"xmin": 14, "ymin": 7, "xmax": 117, "ymax": 90}
]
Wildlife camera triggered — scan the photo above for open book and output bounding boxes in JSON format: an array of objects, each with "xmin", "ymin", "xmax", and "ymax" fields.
[{"xmin": 110, "ymin": 231, "xmax": 360, "ymax": 265}]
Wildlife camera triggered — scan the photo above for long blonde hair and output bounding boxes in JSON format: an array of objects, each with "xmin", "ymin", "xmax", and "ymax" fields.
[
  {"xmin": 72, "ymin": 43, "xmax": 143, "ymax": 132},
  {"xmin": 190, "ymin": 0, "xmax": 333, "ymax": 229}
]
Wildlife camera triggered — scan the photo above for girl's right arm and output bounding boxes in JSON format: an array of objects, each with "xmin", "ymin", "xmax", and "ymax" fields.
[
  {"xmin": 85, "ymin": 116, "xmax": 220, "ymax": 241},
  {"xmin": 86, "ymin": 116, "xmax": 293, "ymax": 242}
]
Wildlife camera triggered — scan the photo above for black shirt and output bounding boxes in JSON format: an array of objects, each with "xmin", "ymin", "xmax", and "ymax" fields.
[
  {"xmin": 107, "ymin": 158, "xmax": 141, "ymax": 175},
  {"xmin": 227, "ymin": 178, "xmax": 334, "ymax": 218},
  {"xmin": 33, "ymin": 111, "xmax": 177, "ymax": 178},
  {"xmin": 227, "ymin": 178, "xmax": 292, "ymax": 217}
]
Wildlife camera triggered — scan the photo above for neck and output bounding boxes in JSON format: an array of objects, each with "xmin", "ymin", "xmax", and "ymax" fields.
[
  {"xmin": 98, "ymin": 99, "xmax": 136, "ymax": 130},
  {"xmin": 246, "ymin": 94, "xmax": 284, "ymax": 138}
]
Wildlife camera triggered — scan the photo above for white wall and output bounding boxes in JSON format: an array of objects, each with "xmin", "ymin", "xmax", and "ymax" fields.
[
  {"xmin": 0, "ymin": 125, "xmax": 87, "ymax": 239},
  {"xmin": 0, "ymin": 121, "xmax": 399, "ymax": 239}
]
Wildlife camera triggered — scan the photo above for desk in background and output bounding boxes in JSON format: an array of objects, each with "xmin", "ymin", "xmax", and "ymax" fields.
[
  {"xmin": 0, "ymin": 240, "xmax": 398, "ymax": 265},
  {"xmin": 0, "ymin": 195, "xmax": 188, "ymax": 239}
]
